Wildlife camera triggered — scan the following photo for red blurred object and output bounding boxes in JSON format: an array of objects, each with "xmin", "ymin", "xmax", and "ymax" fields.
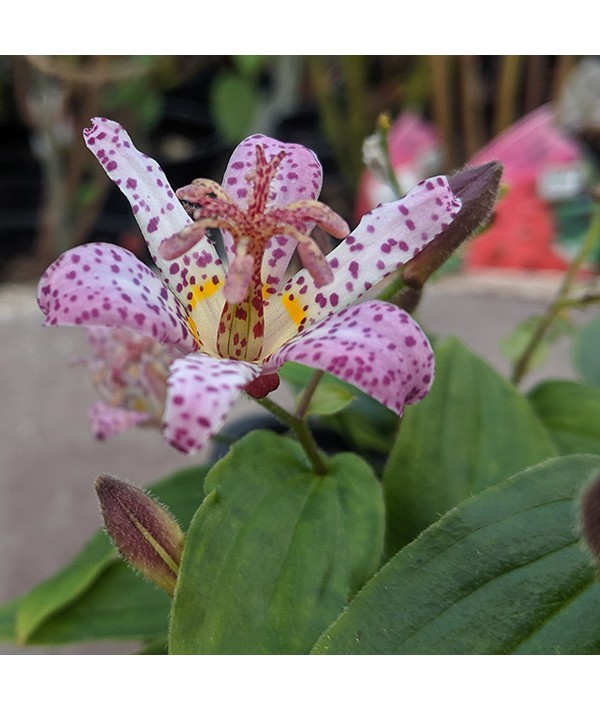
[
  {"xmin": 465, "ymin": 179, "xmax": 570, "ymax": 271},
  {"xmin": 466, "ymin": 104, "xmax": 589, "ymax": 272}
]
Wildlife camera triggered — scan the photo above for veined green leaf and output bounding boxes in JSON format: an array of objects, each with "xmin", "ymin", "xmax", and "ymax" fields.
[
  {"xmin": 383, "ymin": 338, "xmax": 558, "ymax": 552},
  {"xmin": 572, "ymin": 312, "xmax": 600, "ymax": 387},
  {"xmin": 313, "ymin": 455, "xmax": 600, "ymax": 654},
  {"xmin": 529, "ymin": 379, "xmax": 600, "ymax": 455},
  {"xmin": 3, "ymin": 463, "xmax": 209, "ymax": 646},
  {"xmin": 169, "ymin": 430, "xmax": 384, "ymax": 654},
  {"xmin": 299, "ymin": 382, "xmax": 355, "ymax": 418}
]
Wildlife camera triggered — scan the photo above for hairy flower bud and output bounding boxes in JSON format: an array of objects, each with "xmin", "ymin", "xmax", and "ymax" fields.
[
  {"xmin": 95, "ymin": 475, "xmax": 184, "ymax": 595},
  {"xmin": 401, "ymin": 161, "xmax": 503, "ymax": 290},
  {"xmin": 581, "ymin": 471, "xmax": 600, "ymax": 565}
]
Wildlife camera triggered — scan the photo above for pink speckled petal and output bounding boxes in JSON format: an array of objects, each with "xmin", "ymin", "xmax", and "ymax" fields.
[
  {"xmin": 83, "ymin": 117, "xmax": 225, "ymax": 289},
  {"xmin": 163, "ymin": 354, "xmax": 261, "ymax": 454},
  {"xmin": 263, "ymin": 176, "xmax": 461, "ymax": 356},
  {"xmin": 223, "ymin": 133, "xmax": 324, "ymax": 288},
  {"xmin": 265, "ymin": 301, "xmax": 435, "ymax": 414},
  {"xmin": 89, "ymin": 401, "xmax": 152, "ymax": 440},
  {"xmin": 37, "ymin": 243, "xmax": 197, "ymax": 353}
]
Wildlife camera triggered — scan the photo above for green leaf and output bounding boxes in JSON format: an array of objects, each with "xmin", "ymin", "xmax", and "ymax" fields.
[
  {"xmin": 28, "ymin": 563, "xmax": 169, "ymax": 644},
  {"xmin": 210, "ymin": 72, "xmax": 260, "ymax": 145},
  {"xmin": 3, "ymin": 463, "xmax": 209, "ymax": 646},
  {"xmin": 231, "ymin": 55, "xmax": 266, "ymax": 79},
  {"xmin": 383, "ymin": 338, "xmax": 558, "ymax": 552},
  {"xmin": 15, "ymin": 532, "xmax": 116, "ymax": 644},
  {"xmin": 169, "ymin": 430, "xmax": 384, "ymax": 654},
  {"xmin": 529, "ymin": 379, "xmax": 600, "ymax": 455},
  {"xmin": 313, "ymin": 455, "xmax": 600, "ymax": 654},
  {"xmin": 572, "ymin": 312, "xmax": 600, "ymax": 386},
  {"xmin": 299, "ymin": 382, "xmax": 355, "ymax": 418},
  {"xmin": 0, "ymin": 597, "xmax": 19, "ymax": 642}
]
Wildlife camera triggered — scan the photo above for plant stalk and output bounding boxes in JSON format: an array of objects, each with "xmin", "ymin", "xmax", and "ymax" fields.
[
  {"xmin": 511, "ymin": 207, "xmax": 600, "ymax": 385},
  {"xmin": 295, "ymin": 369, "xmax": 325, "ymax": 419},
  {"xmin": 258, "ymin": 397, "xmax": 328, "ymax": 476}
]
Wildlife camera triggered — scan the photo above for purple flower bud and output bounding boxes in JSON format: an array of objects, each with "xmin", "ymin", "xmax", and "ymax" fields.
[
  {"xmin": 401, "ymin": 161, "xmax": 503, "ymax": 290},
  {"xmin": 581, "ymin": 471, "xmax": 600, "ymax": 565},
  {"xmin": 95, "ymin": 475, "xmax": 184, "ymax": 596}
]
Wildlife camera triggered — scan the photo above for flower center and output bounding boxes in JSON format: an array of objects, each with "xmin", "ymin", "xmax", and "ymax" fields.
[{"xmin": 159, "ymin": 143, "xmax": 349, "ymax": 362}]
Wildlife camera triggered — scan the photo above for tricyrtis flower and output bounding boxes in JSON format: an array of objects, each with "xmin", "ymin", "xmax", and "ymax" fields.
[
  {"xmin": 38, "ymin": 118, "xmax": 461, "ymax": 454},
  {"xmin": 82, "ymin": 327, "xmax": 178, "ymax": 440}
]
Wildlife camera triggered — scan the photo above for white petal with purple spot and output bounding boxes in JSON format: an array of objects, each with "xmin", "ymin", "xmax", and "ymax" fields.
[
  {"xmin": 37, "ymin": 243, "xmax": 197, "ymax": 353},
  {"xmin": 262, "ymin": 176, "xmax": 461, "ymax": 356},
  {"xmin": 89, "ymin": 401, "xmax": 152, "ymax": 440},
  {"xmin": 163, "ymin": 354, "xmax": 261, "ymax": 454},
  {"xmin": 83, "ymin": 117, "xmax": 226, "ymax": 300},
  {"xmin": 265, "ymin": 301, "xmax": 434, "ymax": 414},
  {"xmin": 222, "ymin": 134, "xmax": 324, "ymax": 288}
]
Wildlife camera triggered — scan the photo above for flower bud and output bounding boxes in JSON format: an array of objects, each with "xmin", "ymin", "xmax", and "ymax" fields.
[
  {"xmin": 401, "ymin": 161, "xmax": 503, "ymax": 290},
  {"xmin": 95, "ymin": 474, "xmax": 184, "ymax": 596},
  {"xmin": 581, "ymin": 471, "xmax": 600, "ymax": 565}
]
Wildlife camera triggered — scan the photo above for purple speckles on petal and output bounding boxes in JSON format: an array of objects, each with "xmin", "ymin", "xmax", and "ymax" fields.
[
  {"xmin": 267, "ymin": 301, "xmax": 434, "ymax": 415},
  {"xmin": 163, "ymin": 355, "xmax": 260, "ymax": 454},
  {"xmin": 37, "ymin": 242, "xmax": 197, "ymax": 353}
]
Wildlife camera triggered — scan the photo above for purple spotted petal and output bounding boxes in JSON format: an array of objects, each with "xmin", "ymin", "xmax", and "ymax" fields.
[
  {"xmin": 83, "ymin": 117, "xmax": 224, "ymax": 286},
  {"xmin": 223, "ymin": 133, "xmax": 324, "ymax": 288},
  {"xmin": 163, "ymin": 354, "xmax": 261, "ymax": 454},
  {"xmin": 89, "ymin": 401, "xmax": 152, "ymax": 440},
  {"xmin": 37, "ymin": 243, "xmax": 197, "ymax": 353},
  {"xmin": 263, "ymin": 176, "xmax": 461, "ymax": 355},
  {"xmin": 265, "ymin": 301, "xmax": 435, "ymax": 414}
]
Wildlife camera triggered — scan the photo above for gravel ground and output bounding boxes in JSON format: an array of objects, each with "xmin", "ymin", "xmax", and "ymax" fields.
[{"xmin": 0, "ymin": 271, "xmax": 592, "ymax": 654}]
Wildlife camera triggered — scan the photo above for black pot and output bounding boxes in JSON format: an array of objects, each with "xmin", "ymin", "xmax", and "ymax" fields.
[{"xmin": 208, "ymin": 414, "xmax": 356, "ymax": 465}]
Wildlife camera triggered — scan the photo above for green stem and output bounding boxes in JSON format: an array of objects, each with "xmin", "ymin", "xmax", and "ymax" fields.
[
  {"xmin": 258, "ymin": 397, "xmax": 328, "ymax": 476},
  {"xmin": 557, "ymin": 292, "xmax": 600, "ymax": 310},
  {"xmin": 511, "ymin": 207, "xmax": 600, "ymax": 385},
  {"xmin": 295, "ymin": 369, "xmax": 325, "ymax": 419},
  {"xmin": 376, "ymin": 272, "xmax": 407, "ymax": 303},
  {"xmin": 370, "ymin": 115, "xmax": 406, "ymax": 304},
  {"xmin": 376, "ymin": 113, "xmax": 403, "ymax": 200}
]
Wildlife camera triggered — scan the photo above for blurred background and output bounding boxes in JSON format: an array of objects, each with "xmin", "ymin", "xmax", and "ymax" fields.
[
  {"xmin": 2, "ymin": 55, "xmax": 600, "ymax": 282},
  {"xmin": 2, "ymin": 55, "xmax": 600, "ymax": 652}
]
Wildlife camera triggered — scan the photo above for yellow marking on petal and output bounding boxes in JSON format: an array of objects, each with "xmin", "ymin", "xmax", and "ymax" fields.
[
  {"xmin": 189, "ymin": 278, "xmax": 223, "ymax": 310},
  {"xmin": 186, "ymin": 314, "xmax": 203, "ymax": 348},
  {"xmin": 281, "ymin": 292, "xmax": 305, "ymax": 326}
]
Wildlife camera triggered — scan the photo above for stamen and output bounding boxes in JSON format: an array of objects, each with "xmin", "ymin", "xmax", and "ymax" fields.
[
  {"xmin": 177, "ymin": 179, "xmax": 233, "ymax": 205},
  {"xmin": 296, "ymin": 239, "xmax": 334, "ymax": 287},
  {"xmin": 158, "ymin": 223, "xmax": 206, "ymax": 260},
  {"xmin": 223, "ymin": 246, "xmax": 254, "ymax": 304},
  {"xmin": 266, "ymin": 201, "xmax": 350, "ymax": 240}
]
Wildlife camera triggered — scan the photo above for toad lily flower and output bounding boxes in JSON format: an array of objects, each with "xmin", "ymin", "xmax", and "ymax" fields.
[
  {"xmin": 38, "ymin": 118, "xmax": 461, "ymax": 455},
  {"xmin": 82, "ymin": 326, "xmax": 178, "ymax": 441}
]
